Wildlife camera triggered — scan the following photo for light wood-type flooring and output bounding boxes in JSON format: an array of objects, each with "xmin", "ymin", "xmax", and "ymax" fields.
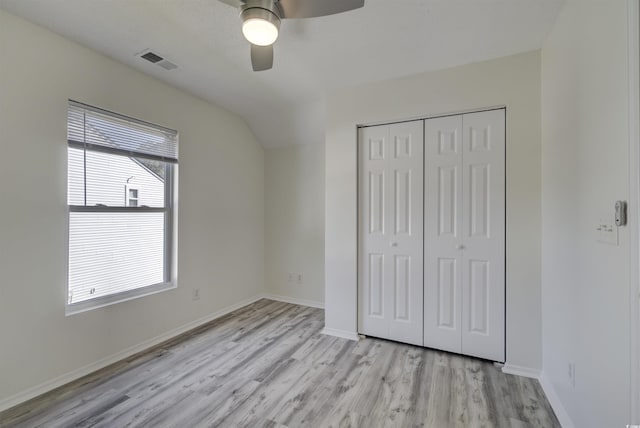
[{"xmin": 0, "ymin": 299, "xmax": 560, "ymax": 427}]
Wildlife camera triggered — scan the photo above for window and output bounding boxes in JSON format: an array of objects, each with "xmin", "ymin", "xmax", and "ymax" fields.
[
  {"xmin": 125, "ymin": 185, "xmax": 139, "ymax": 207},
  {"xmin": 67, "ymin": 100, "xmax": 178, "ymax": 313}
]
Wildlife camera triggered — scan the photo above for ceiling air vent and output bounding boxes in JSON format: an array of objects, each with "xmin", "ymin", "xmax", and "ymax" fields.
[
  {"xmin": 137, "ymin": 49, "xmax": 178, "ymax": 71},
  {"xmin": 141, "ymin": 51, "xmax": 163, "ymax": 63}
]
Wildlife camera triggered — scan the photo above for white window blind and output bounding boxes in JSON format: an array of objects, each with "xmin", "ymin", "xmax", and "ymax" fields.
[
  {"xmin": 67, "ymin": 100, "xmax": 177, "ymax": 312},
  {"xmin": 68, "ymin": 100, "xmax": 178, "ymax": 163}
]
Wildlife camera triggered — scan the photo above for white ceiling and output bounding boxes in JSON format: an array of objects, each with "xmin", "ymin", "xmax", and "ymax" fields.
[{"xmin": 0, "ymin": 0, "xmax": 564, "ymax": 148}]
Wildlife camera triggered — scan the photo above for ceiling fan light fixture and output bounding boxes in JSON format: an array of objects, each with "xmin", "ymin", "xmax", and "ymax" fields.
[{"xmin": 241, "ymin": 7, "xmax": 281, "ymax": 46}]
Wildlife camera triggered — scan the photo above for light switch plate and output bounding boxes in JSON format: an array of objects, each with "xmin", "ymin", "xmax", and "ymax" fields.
[{"xmin": 597, "ymin": 216, "xmax": 619, "ymax": 245}]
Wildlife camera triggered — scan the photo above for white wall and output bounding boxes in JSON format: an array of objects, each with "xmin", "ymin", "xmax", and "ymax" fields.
[
  {"xmin": 325, "ymin": 51, "xmax": 543, "ymax": 370},
  {"xmin": 265, "ymin": 144, "xmax": 325, "ymax": 306},
  {"xmin": 0, "ymin": 9, "xmax": 264, "ymax": 405},
  {"xmin": 541, "ymin": 1, "xmax": 632, "ymax": 426}
]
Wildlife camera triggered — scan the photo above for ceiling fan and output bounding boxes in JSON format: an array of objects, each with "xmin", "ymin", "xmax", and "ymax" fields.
[{"xmin": 218, "ymin": 0, "xmax": 365, "ymax": 71}]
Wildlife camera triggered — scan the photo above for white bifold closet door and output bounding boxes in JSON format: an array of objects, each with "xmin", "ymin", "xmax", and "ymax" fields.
[
  {"xmin": 424, "ymin": 109, "xmax": 505, "ymax": 362},
  {"xmin": 358, "ymin": 120, "xmax": 424, "ymax": 346}
]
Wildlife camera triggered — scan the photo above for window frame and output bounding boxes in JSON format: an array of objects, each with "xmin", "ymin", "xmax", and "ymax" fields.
[{"xmin": 66, "ymin": 101, "xmax": 177, "ymax": 315}]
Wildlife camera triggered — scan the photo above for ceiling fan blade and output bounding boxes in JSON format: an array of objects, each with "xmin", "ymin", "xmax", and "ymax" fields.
[
  {"xmin": 218, "ymin": 0, "xmax": 244, "ymax": 7},
  {"xmin": 277, "ymin": 0, "xmax": 364, "ymax": 19},
  {"xmin": 251, "ymin": 44, "xmax": 273, "ymax": 71}
]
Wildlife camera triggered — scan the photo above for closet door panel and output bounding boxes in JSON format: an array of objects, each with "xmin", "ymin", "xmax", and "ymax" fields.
[
  {"xmin": 461, "ymin": 109, "xmax": 505, "ymax": 362},
  {"xmin": 359, "ymin": 125, "xmax": 389, "ymax": 339},
  {"xmin": 424, "ymin": 115, "xmax": 464, "ymax": 353},
  {"xmin": 387, "ymin": 121, "xmax": 424, "ymax": 345},
  {"xmin": 359, "ymin": 121, "xmax": 424, "ymax": 346}
]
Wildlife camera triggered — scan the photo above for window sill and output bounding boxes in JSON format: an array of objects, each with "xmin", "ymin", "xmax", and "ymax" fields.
[{"xmin": 65, "ymin": 281, "xmax": 176, "ymax": 316}]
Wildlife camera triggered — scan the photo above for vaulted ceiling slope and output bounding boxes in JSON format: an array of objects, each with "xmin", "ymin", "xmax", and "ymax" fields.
[{"xmin": 0, "ymin": 0, "xmax": 564, "ymax": 149}]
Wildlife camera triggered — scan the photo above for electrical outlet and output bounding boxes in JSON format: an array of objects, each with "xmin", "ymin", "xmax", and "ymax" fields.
[
  {"xmin": 568, "ymin": 362, "xmax": 575, "ymax": 387},
  {"xmin": 288, "ymin": 273, "xmax": 294, "ymax": 283},
  {"xmin": 297, "ymin": 274, "xmax": 303, "ymax": 285},
  {"xmin": 192, "ymin": 288, "xmax": 200, "ymax": 301}
]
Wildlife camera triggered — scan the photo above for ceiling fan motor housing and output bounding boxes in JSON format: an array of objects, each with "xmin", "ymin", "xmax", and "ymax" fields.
[{"xmin": 241, "ymin": 0, "xmax": 282, "ymax": 22}]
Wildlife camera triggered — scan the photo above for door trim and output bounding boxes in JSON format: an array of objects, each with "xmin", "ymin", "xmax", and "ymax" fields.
[
  {"xmin": 628, "ymin": 0, "xmax": 640, "ymax": 422},
  {"xmin": 357, "ymin": 105, "xmax": 507, "ymax": 129}
]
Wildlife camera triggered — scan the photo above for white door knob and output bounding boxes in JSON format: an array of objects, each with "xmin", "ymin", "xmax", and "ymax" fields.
[
  {"xmin": 390, "ymin": 242, "xmax": 398, "ymax": 247},
  {"xmin": 456, "ymin": 244, "xmax": 465, "ymax": 250}
]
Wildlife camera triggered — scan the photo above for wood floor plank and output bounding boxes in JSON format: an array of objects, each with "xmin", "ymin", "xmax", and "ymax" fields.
[
  {"xmin": 272, "ymin": 341, "xmax": 360, "ymax": 426},
  {"xmin": 0, "ymin": 299, "xmax": 561, "ymax": 428},
  {"xmin": 383, "ymin": 346, "xmax": 423, "ymax": 427},
  {"xmin": 297, "ymin": 344, "xmax": 377, "ymax": 426},
  {"xmin": 462, "ymin": 360, "xmax": 499, "ymax": 428}
]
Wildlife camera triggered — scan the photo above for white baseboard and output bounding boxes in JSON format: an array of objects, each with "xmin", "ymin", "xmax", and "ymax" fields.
[
  {"xmin": 503, "ymin": 366, "xmax": 576, "ymax": 428},
  {"xmin": 321, "ymin": 327, "xmax": 360, "ymax": 341},
  {"xmin": 538, "ymin": 372, "xmax": 575, "ymax": 428},
  {"xmin": 501, "ymin": 363, "xmax": 541, "ymax": 379},
  {"xmin": 0, "ymin": 294, "xmax": 264, "ymax": 414},
  {"xmin": 262, "ymin": 293, "xmax": 324, "ymax": 309}
]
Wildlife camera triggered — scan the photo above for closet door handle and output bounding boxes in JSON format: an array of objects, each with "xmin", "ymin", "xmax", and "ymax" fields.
[
  {"xmin": 390, "ymin": 242, "xmax": 398, "ymax": 247},
  {"xmin": 456, "ymin": 245, "xmax": 465, "ymax": 250}
]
